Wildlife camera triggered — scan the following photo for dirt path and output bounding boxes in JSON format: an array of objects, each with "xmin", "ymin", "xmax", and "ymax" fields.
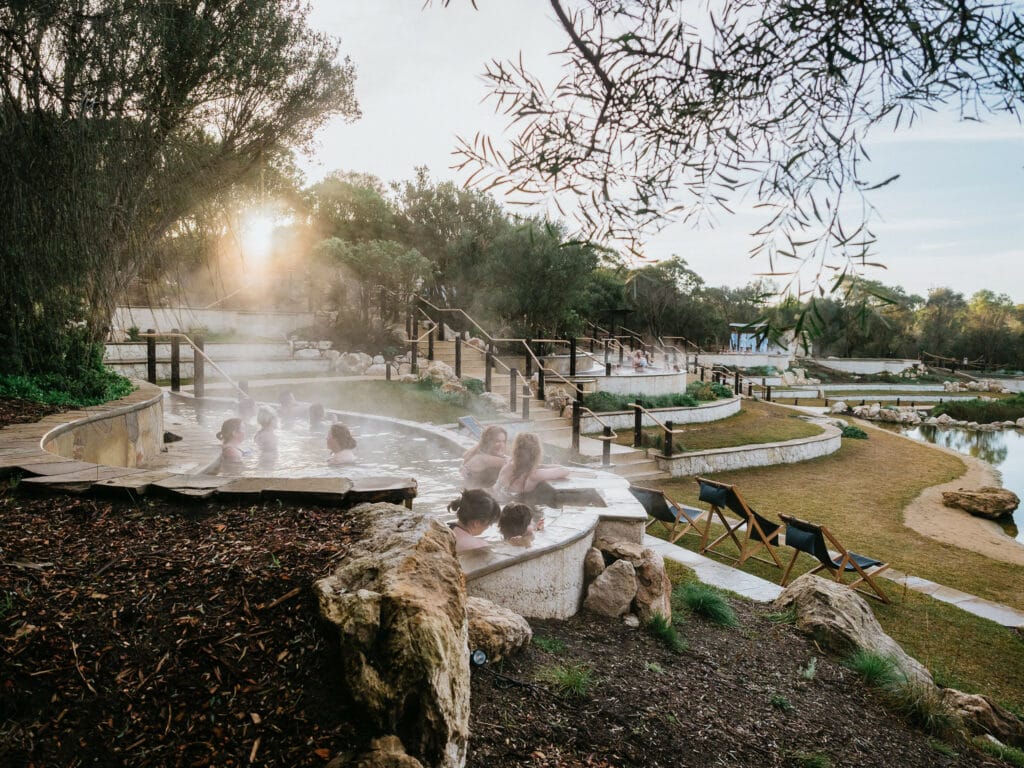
[{"xmin": 901, "ymin": 440, "xmax": 1024, "ymax": 566}]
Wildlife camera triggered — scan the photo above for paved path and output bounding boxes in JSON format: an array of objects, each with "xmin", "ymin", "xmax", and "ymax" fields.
[{"xmin": 645, "ymin": 534, "xmax": 1024, "ymax": 629}]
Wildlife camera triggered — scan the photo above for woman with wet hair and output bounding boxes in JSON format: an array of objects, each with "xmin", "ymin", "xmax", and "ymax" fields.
[
  {"xmin": 327, "ymin": 422, "xmax": 357, "ymax": 465},
  {"xmin": 460, "ymin": 425, "xmax": 508, "ymax": 490},
  {"xmin": 447, "ymin": 488, "xmax": 501, "ymax": 552},
  {"xmin": 495, "ymin": 432, "xmax": 569, "ymax": 499},
  {"xmin": 217, "ymin": 418, "xmax": 247, "ymax": 464}
]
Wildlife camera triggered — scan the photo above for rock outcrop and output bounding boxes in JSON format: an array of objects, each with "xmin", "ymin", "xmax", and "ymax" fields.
[
  {"xmin": 942, "ymin": 689, "xmax": 1024, "ymax": 748},
  {"xmin": 317, "ymin": 504, "xmax": 470, "ymax": 768},
  {"xmin": 772, "ymin": 574, "xmax": 933, "ymax": 688},
  {"xmin": 466, "ymin": 596, "xmax": 532, "ymax": 663},
  {"xmin": 585, "ymin": 538, "xmax": 671, "ymax": 622},
  {"xmin": 941, "ymin": 486, "xmax": 1020, "ymax": 520},
  {"xmin": 582, "ymin": 558, "xmax": 637, "ymax": 617}
]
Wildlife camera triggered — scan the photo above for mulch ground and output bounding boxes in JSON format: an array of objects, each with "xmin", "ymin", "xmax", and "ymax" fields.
[
  {"xmin": 0, "ymin": 398, "xmax": 62, "ymax": 427},
  {"xmin": 0, "ymin": 400, "xmax": 1009, "ymax": 768}
]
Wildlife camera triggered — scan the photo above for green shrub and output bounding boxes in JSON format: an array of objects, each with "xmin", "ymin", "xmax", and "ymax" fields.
[
  {"xmin": 846, "ymin": 650, "xmax": 902, "ymax": 688},
  {"xmin": 0, "ymin": 367, "xmax": 135, "ymax": 407},
  {"xmin": 973, "ymin": 736, "xmax": 1024, "ymax": 767},
  {"xmin": 584, "ymin": 391, "xmax": 698, "ymax": 413},
  {"xmin": 463, "ymin": 377, "xmax": 485, "ymax": 395},
  {"xmin": 673, "ymin": 582, "xmax": 739, "ymax": 627},
  {"xmin": 647, "ymin": 613, "xmax": 687, "ymax": 654},
  {"xmin": 770, "ymin": 693, "xmax": 794, "ymax": 712},
  {"xmin": 536, "ymin": 662, "xmax": 595, "ymax": 698},
  {"xmin": 784, "ymin": 752, "xmax": 833, "ymax": 768},
  {"xmin": 532, "ymin": 635, "xmax": 566, "ymax": 654},
  {"xmin": 841, "ymin": 424, "xmax": 869, "ymax": 439},
  {"xmin": 931, "ymin": 394, "xmax": 1024, "ymax": 424},
  {"xmin": 127, "ymin": 326, "xmax": 141, "ymax": 341},
  {"xmin": 685, "ymin": 381, "xmax": 718, "ymax": 401},
  {"xmin": 884, "ymin": 680, "xmax": 960, "ymax": 738}
]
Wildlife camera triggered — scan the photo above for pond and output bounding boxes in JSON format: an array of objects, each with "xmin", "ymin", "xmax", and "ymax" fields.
[{"xmin": 875, "ymin": 423, "xmax": 1023, "ymax": 542}]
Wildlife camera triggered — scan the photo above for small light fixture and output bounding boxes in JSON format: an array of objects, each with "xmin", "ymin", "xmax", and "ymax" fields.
[{"xmin": 470, "ymin": 648, "xmax": 488, "ymax": 667}]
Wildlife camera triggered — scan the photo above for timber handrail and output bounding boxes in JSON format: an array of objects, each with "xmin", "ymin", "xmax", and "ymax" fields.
[
  {"xmin": 139, "ymin": 331, "xmax": 247, "ymax": 399},
  {"xmin": 626, "ymin": 402, "xmax": 687, "ymax": 437}
]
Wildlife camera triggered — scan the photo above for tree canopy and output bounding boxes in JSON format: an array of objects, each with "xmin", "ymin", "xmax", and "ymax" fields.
[
  {"xmin": 0, "ymin": 0, "xmax": 358, "ymax": 374},
  {"xmin": 455, "ymin": 0, "xmax": 1024, "ymax": 298}
]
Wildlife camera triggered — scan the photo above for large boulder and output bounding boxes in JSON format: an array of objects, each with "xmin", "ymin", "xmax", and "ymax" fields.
[
  {"xmin": 942, "ymin": 689, "xmax": 1024, "ymax": 748},
  {"xmin": 583, "ymin": 547, "xmax": 606, "ymax": 585},
  {"xmin": 633, "ymin": 548, "xmax": 672, "ymax": 623},
  {"xmin": 317, "ymin": 505, "xmax": 470, "ymax": 768},
  {"xmin": 828, "ymin": 401, "xmax": 849, "ymax": 414},
  {"xmin": 941, "ymin": 486, "xmax": 1020, "ymax": 520},
  {"xmin": 336, "ymin": 736, "xmax": 424, "ymax": 768},
  {"xmin": 772, "ymin": 574, "xmax": 934, "ymax": 688},
  {"xmin": 583, "ymin": 559, "xmax": 637, "ymax": 618},
  {"xmin": 594, "ymin": 537, "xmax": 644, "ymax": 565},
  {"xmin": 478, "ymin": 392, "xmax": 508, "ymax": 412},
  {"xmin": 419, "ymin": 360, "xmax": 457, "ymax": 388},
  {"xmin": 466, "ymin": 596, "xmax": 532, "ymax": 663}
]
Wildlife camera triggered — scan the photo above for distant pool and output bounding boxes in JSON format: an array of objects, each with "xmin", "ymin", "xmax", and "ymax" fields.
[
  {"xmin": 876, "ymin": 423, "xmax": 1023, "ymax": 541},
  {"xmin": 167, "ymin": 397, "xmax": 465, "ymax": 513}
]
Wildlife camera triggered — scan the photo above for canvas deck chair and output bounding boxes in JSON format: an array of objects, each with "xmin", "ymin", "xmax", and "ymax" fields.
[
  {"xmin": 696, "ymin": 477, "xmax": 785, "ymax": 570},
  {"xmin": 629, "ymin": 485, "xmax": 710, "ymax": 547},
  {"xmin": 778, "ymin": 514, "xmax": 891, "ymax": 603}
]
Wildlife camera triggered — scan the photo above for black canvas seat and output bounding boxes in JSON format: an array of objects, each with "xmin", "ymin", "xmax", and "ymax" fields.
[
  {"xmin": 779, "ymin": 513, "xmax": 890, "ymax": 603},
  {"xmin": 629, "ymin": 485, "xmax": 711, "ymax": 546},
  {"xmin": 696, "ymin": 477, "xmax": 785, "ymax": 570}
]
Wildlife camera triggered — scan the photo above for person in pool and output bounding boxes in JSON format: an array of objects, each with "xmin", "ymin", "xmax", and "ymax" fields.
[
  {"xmin": 498, "ymin": 501, "xmax": 543, "ymax": 547},
  {"xmin": 217, "ymin": 417, "xmax": 247, "ymax": 463},
  {"xmin": 327, "ymin": 422, "xmax": 357, "ymax": 465},
  {"xmin": 460, "ymin": 425, "xmax": 508, "ymax": 490},
  {"xmin": 308, "ymin": 402, "xmax": 334, "ymax": 434},
  {"xmin": 495, "ymin": 432, "xmax": 569, "ymax": 499},
  {"xmin": 447, "ymin": 489, "xmax": 501, "ymax": 552},
  {"xmin": 254, "ymin": 406, "xmax": 279, "ymax": 452}
]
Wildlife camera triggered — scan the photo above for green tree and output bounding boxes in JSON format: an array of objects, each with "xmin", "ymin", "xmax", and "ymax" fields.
[
  {"xmin": 0, "ymin": 0, "xmax": 358, "ymax": 374},
  {"xmin": 916, "ymin": 288, "xmax": 968, "ymax": 363}
]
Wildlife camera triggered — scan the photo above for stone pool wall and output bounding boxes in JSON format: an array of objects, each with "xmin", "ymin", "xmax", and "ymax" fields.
[
  {"xmin": 580, "ymin": 396, "xmax": 741, "ymax": 432},
  {"xmin": 42, "ymin": 381, "xmax": 164, "ymax": 467}
]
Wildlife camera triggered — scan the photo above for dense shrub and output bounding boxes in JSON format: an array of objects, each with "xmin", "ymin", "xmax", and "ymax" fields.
[
  {"xmin": 931, "ymin": 394, "xmax": 1024, "ymax": 424},
  {"xmin": 841, "ymin": 424, "xmax": 869, "ymax": 439},
  {"xmin": 584, "ymin": 391, "xmax": 699, "ymax": 412},
  {"xmin": 0, "ymin": 366, "xmax": 135, "ymax": 407}
]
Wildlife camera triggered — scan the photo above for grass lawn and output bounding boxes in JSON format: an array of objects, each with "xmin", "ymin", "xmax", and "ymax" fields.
[
  {"xmin": 650, "ymin": 424, "xmax": 1024, "ymax": 710},
  {"xmin": 245, "ymin": 380, "xmax": 482, "ymax": 424},
  {"xmin": 604, "ymin": 398, "xmax": 824, "ymax": 450}
]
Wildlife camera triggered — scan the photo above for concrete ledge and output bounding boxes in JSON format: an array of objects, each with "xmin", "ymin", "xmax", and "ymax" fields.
[{"xmin": 654, "ymin": 421, "xmax": 842, "ymax": 476}]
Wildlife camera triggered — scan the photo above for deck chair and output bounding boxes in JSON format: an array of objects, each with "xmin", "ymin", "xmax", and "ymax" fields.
[
  {"xmin": 629, "ymin": 485, "xmax": 711, "ymax": 547},
  {"xmin": 779, "ymin": 514, "xmax": 890, "ymax": 603},
  {"xmin": 696, "ymin": 477, "xmax": 785, "ymax": 570}
]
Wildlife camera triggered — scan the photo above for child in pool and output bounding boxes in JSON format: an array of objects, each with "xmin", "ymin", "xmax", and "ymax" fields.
[
  {"xmin": 327, "ymin": 422, "xmax": 357, "ymax": 465},
  {"xmin": 447, "ymin": 489, "xmax": 501, "ymax": 553},
  {"xmin": 254, "ymin": 406, "xmax": 279, "ymax": 452},
  {"xmin": 498, "ymin": 502, "xmax": 544, "ymax": 547},
  {"xmin": 217, "ymin": 417, "xmax": 247, "ymax": 462},
  {"xmin": 460, "ymin": 425, "xmax": 508, "ymax": 490}
]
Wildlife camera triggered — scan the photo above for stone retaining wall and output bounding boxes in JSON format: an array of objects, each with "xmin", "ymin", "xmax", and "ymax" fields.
[
  {"xmin": 581, "ymin": 396, "xmax": 741, "ymax": 432},
  {"xmin": 654, "ymin": 421, "xmax": 842, "ymax": 476},
  {"xmin": 42, "ymin": 381, "xmax": 164, "ymax": 467}
]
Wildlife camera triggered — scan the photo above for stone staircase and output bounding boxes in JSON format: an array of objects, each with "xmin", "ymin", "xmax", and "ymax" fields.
[{"xmin": 412, "ymin": 338, "xmax": 667, "ymax": 482}]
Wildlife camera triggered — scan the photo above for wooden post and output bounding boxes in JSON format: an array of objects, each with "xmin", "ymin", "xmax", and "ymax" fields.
[
  {"xmin": 571, "ymin": 398, "xmax": 581, "ymax": 454},
  {"xmin": 606, "ymin": 361, "xmax": 612, "ymax": 376},
  {"xmin": 454, "ymin": 335, "xmax": 462, "ymax": 379},
  {"xmin": 170, "ymin": 330, "xmax": 181, "ymax": 392},
  {"xmin": 427, "ymin": 324, "xmax": 435, "ymax": 361},
  {"xmin": 522, "ymin": 382, "xmax": 530, "ymax": 420},
  {"xmin": 766, "ymin": 385, "xmax": 772, "ymax": 402},
  {"xmin": 509, "ymin": 368, "xmax": 518, "ymax": 412},
  {"xmin": 537, "ymin": 362, "xmax": 545, "ymax": 401},
  {"xmin": 410, "ymin": 317, "xmax": 419, "ymax": 374},
  {"xmin": 664, "ymin": 420, "xmax": 674, "ymax": 458},
  {"xmin": 146, "ymin": 329, "xmax": 157, "ymax": 384},
  {"xmin": 524, "ymin": 338, "xmax": 532, "ymax": 382},
  {"xmin": 437, "ymin": 315, "xmax": 446, "ymax": 342},
  {"xmin": 485, "ymin": 344, "xmax": 493, "ymax": 392},
  {"xmin": 193, "ymin": 335, "xmax": 205, "ymax": 398},
  {"xmin": 386, "ymin": 361, "xmax": 392, "ymax": 381},
  {"xmin": 569, "ymin": 337, "xmax": 577, "ymax": 377},
  {"xmin": 633, "ymin": 403, "xmax": 643, "ymax": 448},
  {"xmin": 734, "ymin": 371, "xmax": 740, "ymax": 394},
  {"xmin": 602, "ymin": 426, "xmax": 612, "ymax": 466}
]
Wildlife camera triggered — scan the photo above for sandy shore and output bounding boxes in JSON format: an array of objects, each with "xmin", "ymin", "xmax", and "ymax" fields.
[{"xmin": 901, "ymin": 442, "xmax": 1024, "ymax": 566}]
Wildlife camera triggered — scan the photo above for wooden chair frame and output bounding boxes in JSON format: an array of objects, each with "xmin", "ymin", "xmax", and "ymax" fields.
[
  {"xmin": 629, "ymin": 485, "xmax": 711, "ymax": 547},
  {"xmin": 779, "ymin": 513, "xmax": 891, "ymax": 603},
  {"xmin": 696, "ymin": 477, "xmax": 785, "ymax": 570}
]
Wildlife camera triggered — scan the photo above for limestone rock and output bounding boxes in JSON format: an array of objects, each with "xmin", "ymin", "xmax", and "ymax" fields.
[
  {"xmin": 622, "ymin": 613, "xmax": 640, "ymax": 628},
  {"xmin": 941, "ymin": 486, "xmax": 1019, "ymax": 520},
  {"xmin": 1017, "ymin": 417, "xmax": 1024, "ymax": 429},
  {"xmin": 316, "ymin": 505, "xmax": 469, "ymax": 768},
  {"xmin": 366, "ymin": 364, "xmax": 388, "ymax": 377},
  {"xmin": 478, "ymin": 392, "xmax": 508, "ymax": 412},
  {"xmin": 583, "ymin": 547, "xmax": 606, "ymax": 585},
  {"xmin": 594, "ymin": 537, "xmax": 644, "ymax": 565},
  {"xmin": 583, "ymin": 559, "xmax": 637, "ymax": 618},
  {"xmin": 942, "ymin": 689, "xmax": 1024, "ymax": 748},
  {"xmin": 344, "ymin": 736, "xmax": 424, "ymax": 768},
  {"xmin": 633, "ymin": 548, "xmax": 672, "ymax": 623},
  {"xmin": 466, "ymin": 596, "xmax": 532, "ymax": 663},
  {"xmin": 773, "ymin": 574, "xmax": 933, "ymax": 688},
  {"xmin": 829, "ymin": 401, "xmax": 848, "ymax": 414},
  {"xmin": 419, "ymin": 360, "xmax": 457, "ymax": 387},
  {"xmin": 373, "ymin": 355, "xmax": 386, "ymax": 365},
  {"xmin": 935, "ymin": 413, "xmax": 955, "ymax": 426}
]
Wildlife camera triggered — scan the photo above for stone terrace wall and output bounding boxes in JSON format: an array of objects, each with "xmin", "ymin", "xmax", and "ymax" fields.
[{"xmin": 42, "ymin": 381, "xmax": 164, "ymax": 467}]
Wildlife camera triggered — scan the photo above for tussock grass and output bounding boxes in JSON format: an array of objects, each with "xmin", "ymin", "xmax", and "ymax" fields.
[
  {"xmin": 846, "ymin": 650, "xmax": 902, "ymax": 688},
  {"xmin": 783, "ymin": 751, "xmax": 833, "ymax": 768},
  {"xmin": 883, "ymin": 680, "xmax": 960, "ymax": 739},
  {"xmin": 532, "ymin": 635, "xmax": 566, "ymax": 654},
  {"xmin": 974, "ymin": 736, "xmax": 1024, "ymax": 767},
  {"xmin": 535, "ymin": 662, "xmax": 595, "ymax": 698},
  {"xmin": 646, "ymin": 613, "xmax": 687, "ymax": 653},
  {"xmin": 674, "ymin": 582, "xmax": 739, "ymax": 627}
]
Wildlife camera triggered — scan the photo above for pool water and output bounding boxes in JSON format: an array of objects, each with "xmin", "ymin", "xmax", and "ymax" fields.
[
  {"xmin": 876, "ymin": 423, "xmax": 1023, "ymax": 541},
  {"xmin": 168, "ymin": 398, "xmax": 465, "ymax": 513}
]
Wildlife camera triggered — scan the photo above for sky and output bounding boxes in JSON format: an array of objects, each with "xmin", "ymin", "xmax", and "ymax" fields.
[{"xmin": 299, "ymin": 0, "xmax": 1024, "ymax": 304}]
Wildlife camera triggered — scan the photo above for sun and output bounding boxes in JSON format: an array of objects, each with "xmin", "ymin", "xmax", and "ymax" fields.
[{"xmin": 239, "ymin": 209, "xmax": 276, "ymax": 265}]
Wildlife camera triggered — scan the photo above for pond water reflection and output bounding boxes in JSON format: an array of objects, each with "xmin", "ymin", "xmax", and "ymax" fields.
[{"xmin": 876, "ymin": 423, "xmax": 1023, "ymax": 542}]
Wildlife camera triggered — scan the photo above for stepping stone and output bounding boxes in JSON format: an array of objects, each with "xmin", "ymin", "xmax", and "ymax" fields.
[
  {"xmin": 349, "ymin": 476, "xmax": 419, "ymax": 508},
  {"xmin": 21, "ymin": 466, "xmax": 149, "ymax": 493},
  {"xmin": 17, "ymin": 460, "xmax": 101, "ymax": 476},
  {"xmin": 215, "ymin": 476, "xmax": 354, "ymax": 505},
  {"xmin": 93, "ymin": 469, "xmax": 178, "ymax": 496},
  {"xmin": 0, "ymin": 452, "xmax": 68, "ymax": 476},
  {"xmin": 152, "ymin": 474, "xmax": 235, "ymax": 500}
]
